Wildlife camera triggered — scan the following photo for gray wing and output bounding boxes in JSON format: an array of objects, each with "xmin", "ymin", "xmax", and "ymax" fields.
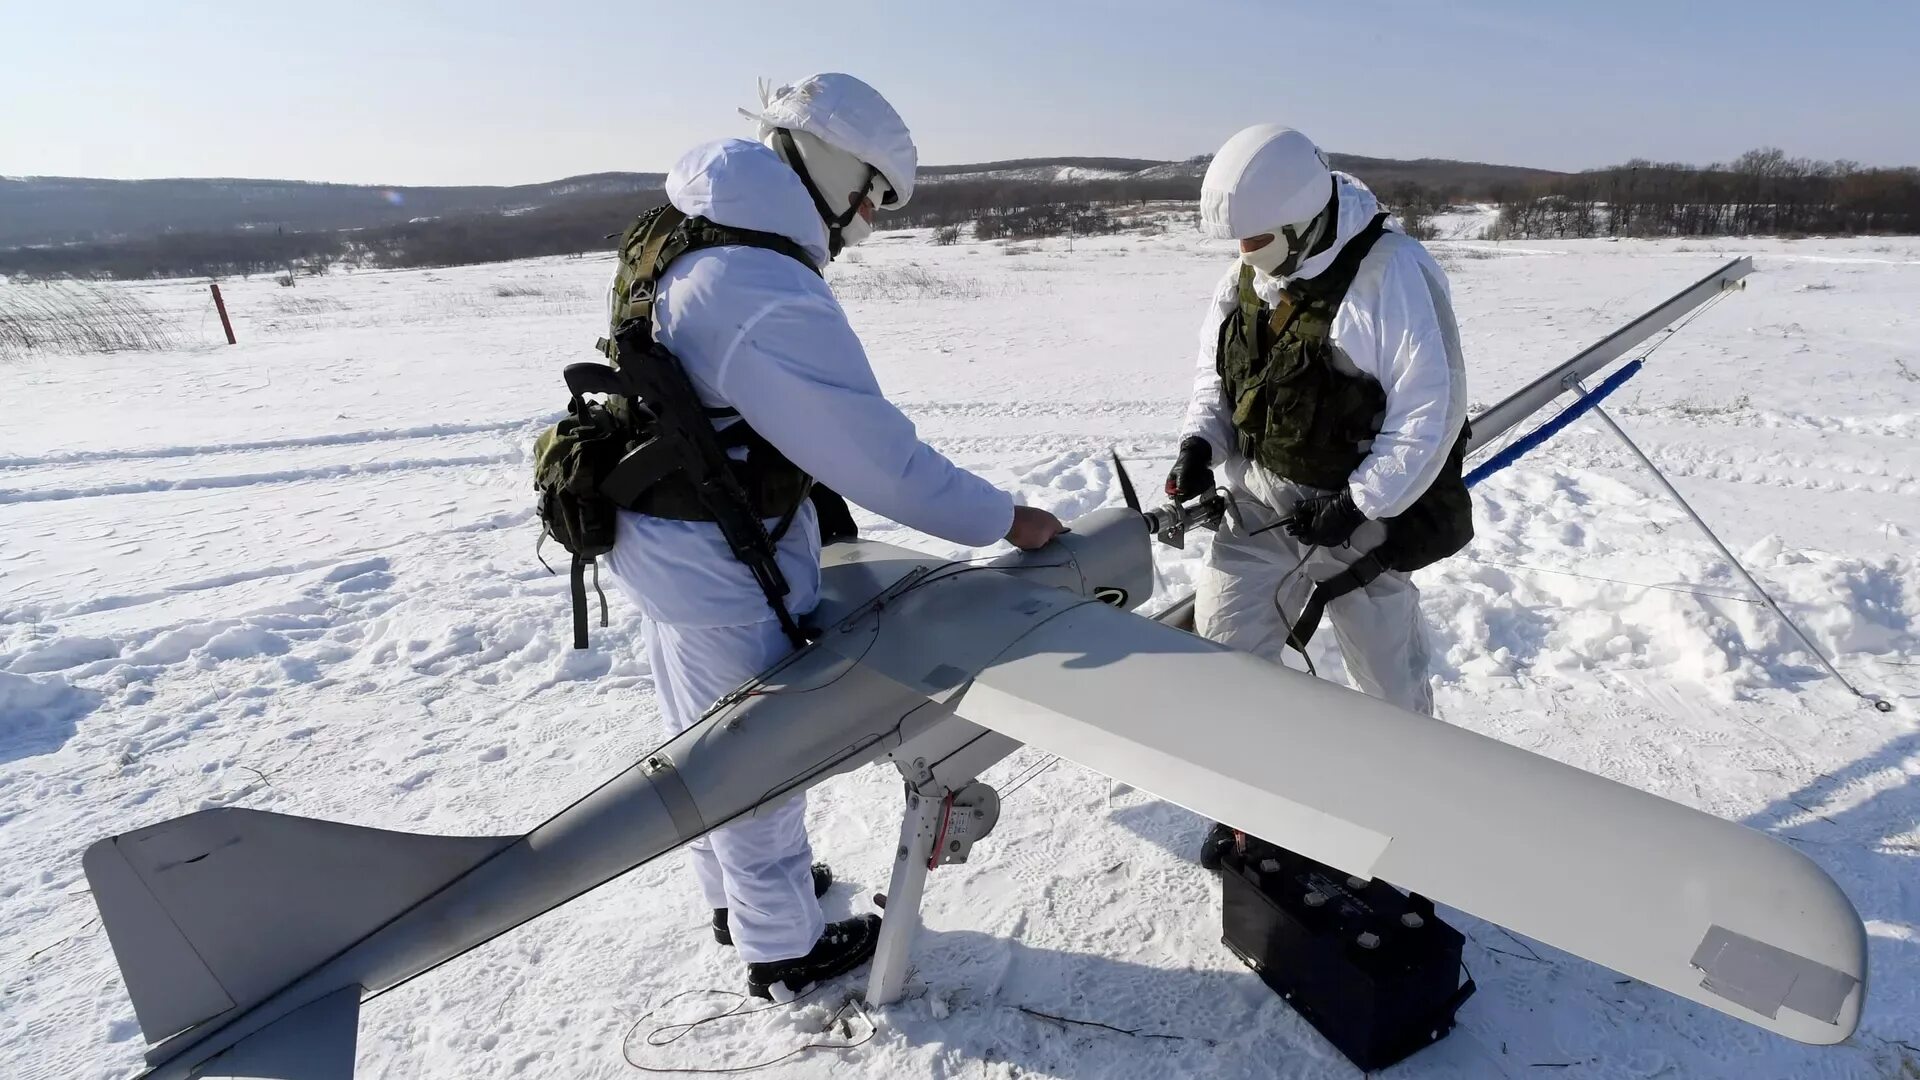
[{"xmin": 954, "ymin": 597, "xmax": 1865, "ymax": 1044}]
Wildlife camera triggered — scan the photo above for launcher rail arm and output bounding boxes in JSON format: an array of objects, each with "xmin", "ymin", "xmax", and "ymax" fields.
[{"xmin": 1466, "ymin": 256, "xmax": 1752, "ymax": 454}]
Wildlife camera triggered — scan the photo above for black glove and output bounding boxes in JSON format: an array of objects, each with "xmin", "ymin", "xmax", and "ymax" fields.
[
  {"xmin": 1165, "ymin": 436, "xmax": 1214, "ymax": 501},
  {"xmin": 809, "ymin": 484, "xmax": 858, "ymax": 545},
  {"xmin": 1283, "ymin": 490, "xmax": 1367, "ymax": 548}
]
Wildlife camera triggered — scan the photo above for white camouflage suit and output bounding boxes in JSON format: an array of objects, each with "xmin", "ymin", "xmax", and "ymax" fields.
[
  {"xmin": 1182, "ymin": 175, "xmax": 1468, "ymax": 715},
  {"xmin": 605, "ymin": 139, "xmax": 1014, "ymax": 963}
]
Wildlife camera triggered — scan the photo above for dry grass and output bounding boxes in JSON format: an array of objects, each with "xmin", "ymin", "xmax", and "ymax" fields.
[
  {"xmin": 272, "ymin": 294, "xmax": 350, "ymax": 316},
  {"xmin": 1431, "ymin": 246, "xmax": 1505, "ymax": 272},
  {"xmin": 259, "ymin": 293, "xmax": 352, "ymax": 333},
  {"xmin": 0, "ymin": 280, "xmax": 179, "ymax": 360},
  {"xmin": 829, "ymin": 264, "xmax": 1009, "ymax": 302}
]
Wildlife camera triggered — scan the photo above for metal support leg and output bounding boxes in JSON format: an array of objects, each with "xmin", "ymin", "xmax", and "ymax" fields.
[
  {"xmin": 867, "ymin": 789, "xmax": 943, "ymax": 1005},
  {"xmin": 1574, "ymin": 380, "xmax": 1888, "ymax": 712}
]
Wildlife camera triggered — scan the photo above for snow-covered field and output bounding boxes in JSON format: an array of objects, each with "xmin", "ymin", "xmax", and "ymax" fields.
[{"xmin": 3, "ymin": 222, "xmax": 1917, "ymax": 1079}]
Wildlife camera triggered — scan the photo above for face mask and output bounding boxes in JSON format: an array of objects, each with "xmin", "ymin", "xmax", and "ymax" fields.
[
  {"xmin": 1241, "ymin": 207, "xmax": 1331, "ymax": 279},
  {"xmin": 834, "ymin": 172, "xmax": 889, "ymax": 250},
  {"xmin": 773, "ymin": 129, "xmax": 881, "ymax": 258}
]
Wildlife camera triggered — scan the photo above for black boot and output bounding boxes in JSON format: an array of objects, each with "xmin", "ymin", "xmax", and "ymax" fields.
[
  {"xmin": 1198, "ymin": 821, "xmax": 1236, "ymax": 872},
  {"xmin": 746, "ymin": 914, "xmax": 882, "ymax": 1002},
  {"xmin": 713, "ymin": 862, "xmax": 834, "ymax": 946}
]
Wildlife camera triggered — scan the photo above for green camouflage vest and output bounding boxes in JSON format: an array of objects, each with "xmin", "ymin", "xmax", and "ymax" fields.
[
  {"xmin": 1216, "ymin": 213, "xmax": 1392, "ymax": 492},
  {"xmin": 1217, "ymin": 212, "xmax": 1473, "ymax": 575}
]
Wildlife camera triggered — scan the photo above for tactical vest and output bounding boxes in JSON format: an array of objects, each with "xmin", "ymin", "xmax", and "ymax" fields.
[
  {"xmin": 1216, "ymin": 213, "xmax": 1476, "ymax": 653},
  {"xmin": 1217, "ymin": 214, "xmax": 1391, "ymax": 492},
  {"xmin": 596, "ymin": 205, "xmax": 819, "ymax": 521}
]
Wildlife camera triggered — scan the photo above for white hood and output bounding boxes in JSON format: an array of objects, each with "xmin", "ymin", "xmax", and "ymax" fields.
[
  {"xmin": 665, "ymin": 138, "xmax": 831, "ymax": 269},
  {"xmin": 1286, "ymin": 172, "xmax": 1393, "ymax": 284}
]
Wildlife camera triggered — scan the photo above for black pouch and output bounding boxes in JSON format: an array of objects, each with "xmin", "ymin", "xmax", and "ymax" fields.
[{"xmin": 532, "ymin": 398, "xmax": 630, "ymax": 647}]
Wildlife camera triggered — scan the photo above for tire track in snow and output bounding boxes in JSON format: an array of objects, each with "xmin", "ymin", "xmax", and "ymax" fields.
[
  {"xmin": 16, "ymin": 553, "xmax": 399, "ymax": 621},
  {"xmin": 0, "ymin": 454, "xmax": 518, "ymax": 505},
  {"xmin": 0, "ymin": 414, "xmax": 560, "ymax": 471},
  {"xmin": 1534, "ymin": 431, "xmax": 1920, "ymax": 497},
  {"xmin": 895, "ymin": 399, "xmax": 1183, "ymax": 421},
  {"xmin": 1613, "ymin": 407, "xmax": 1917, "ymax": 439},
  {"xmin": 4, "ymin": 513, "xmax": 537, "ymax": 625}
]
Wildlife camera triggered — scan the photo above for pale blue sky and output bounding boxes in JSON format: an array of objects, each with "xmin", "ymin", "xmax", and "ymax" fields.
[{"xmin": 4, "ymin": 0, "xmax": 1916, "ymax": 185}]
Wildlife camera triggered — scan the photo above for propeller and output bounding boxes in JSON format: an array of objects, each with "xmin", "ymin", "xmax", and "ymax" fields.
[
  {"xmin": 1110, "ymin": 449, "xmax": 1143, "ymax": 514},
  {"xmin": 1110, "ymin": 448, "xmax": 1163, "ymax": 595}
]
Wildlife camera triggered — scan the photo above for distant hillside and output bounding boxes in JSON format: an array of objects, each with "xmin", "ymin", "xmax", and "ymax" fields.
[
  {"xmin": 2, "ymin": 153, "xmax": 1561, "ymax": 249},
  {"xmin": 1327, "ymin": 154, "xmax": 1562, "ymax": 192},
  {"xmin": 0, "ymin": 173, "xmax": 665, "ymax": 248},
  {"xmin": 921, "ymin": 157, "xmax": 1168, "ymax": 184},
  {"xmin": 927, "ymin": 153, "xmax": 1561, "ymax": 192}
]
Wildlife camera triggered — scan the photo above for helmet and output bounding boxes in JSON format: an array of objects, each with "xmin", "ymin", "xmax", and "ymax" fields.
[
  {"xmin": 742, "ymin": 73, "xmax": 917, "ymax": 209},
  {"xmin": 1199, "ymin": 125, "xmax": 1331, "ymax": 240}
]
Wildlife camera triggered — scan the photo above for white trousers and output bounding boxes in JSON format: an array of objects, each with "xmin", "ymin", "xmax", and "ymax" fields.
[
  {"xmin": 1195, "ymin": 477, "xmax": 1435, "ymax": 716},
  {"xmin": 642, "ymin": 617, "xmax": 825, "ymax": 963}
]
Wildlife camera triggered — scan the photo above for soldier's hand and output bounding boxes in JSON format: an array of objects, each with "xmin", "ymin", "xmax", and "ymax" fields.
[
  {"xmin": 1166, "ymin": 436, "xmax": 1215, "ymax": 501},
  {"xmin": 1004, "ymin": 505, "xmax": 1067, "ymax": 550},
  {"xmin": 1283, "ymin": 490, "xmax": 1367, "ymax": 548}
]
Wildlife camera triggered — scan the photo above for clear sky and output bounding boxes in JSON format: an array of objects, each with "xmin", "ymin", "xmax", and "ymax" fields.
[{"xmin": 4, "ymin": 0, "xmax": 1916, "ymax": 186}]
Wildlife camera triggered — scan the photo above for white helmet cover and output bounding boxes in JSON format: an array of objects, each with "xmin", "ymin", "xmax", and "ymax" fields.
[
  {"xmin": 743, "ymin": 73, "xmax": 918, "ymax": 209},
  {"xmin": 1200, "ymin": 124, "xmax": 1332, "ymax": 240}
]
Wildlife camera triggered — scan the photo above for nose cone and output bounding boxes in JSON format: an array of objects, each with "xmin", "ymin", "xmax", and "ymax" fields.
[{"xmin": 997, "ymin": 506, "xmax": 1156, "ymax": 612}]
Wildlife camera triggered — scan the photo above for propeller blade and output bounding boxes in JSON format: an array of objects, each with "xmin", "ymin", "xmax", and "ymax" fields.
[{"xmin": 1110, "ymin": 449, "xmax": 1142, "ymax": 513}]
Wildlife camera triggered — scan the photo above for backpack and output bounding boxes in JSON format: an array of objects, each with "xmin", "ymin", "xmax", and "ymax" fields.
[{"xmin": 533, "ymin": 402, "xmax": 622, "ymax": 649}]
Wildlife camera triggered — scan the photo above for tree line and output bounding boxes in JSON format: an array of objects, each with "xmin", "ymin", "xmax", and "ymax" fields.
[
  {"xmin": 884, "ymin": 176, "xmax": 1201, "ymax": 230},
  {"xmin": 6, "ymin": 147, "xmax": 1915, "ymax": 280},
  {"xmin": 1490, "ymin": 149, "xmax": 1920, "ymax": 238}
]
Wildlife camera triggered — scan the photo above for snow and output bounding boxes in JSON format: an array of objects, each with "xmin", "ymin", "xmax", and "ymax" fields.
[
  {"xmin": 3, "ymin": 225, "xmax": 1919, "ymax": 1079},
  {"xmin": 921, "ymin": 165, "xmax": 1143, "ymax": 185},
  {"xmin": 1425, "ymin": 204, "xmax": 1498, "ymax": 240}
]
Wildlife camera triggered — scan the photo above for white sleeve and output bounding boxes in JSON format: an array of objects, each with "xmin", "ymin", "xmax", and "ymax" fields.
[
  {"xmin": 1178, "ymin": 265, "xmax": 1244, "ymax": 462},
  {"xmin": 1341, "ymin": 243, "xmax": 1469, "ymax": 519},
  {"xmin": 712, "ymin": 291, "xmax": 1016, "ymax": 548}
]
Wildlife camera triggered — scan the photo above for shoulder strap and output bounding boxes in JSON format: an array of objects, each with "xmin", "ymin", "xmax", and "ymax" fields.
[
  {"xmin": 1234, "ymin": 261, "xmax": 1260, "ymax": 307},
  {"xmin": 622, "ymin": 205, "xmax": 689, "ymax": 329},
  {"xmin": 1286, "ymin": 551, "xmax": 1384, "ymax": 661},
  {"xmin": 658, "ymin": 215, "xmax": 823, "ymax": 280},
  {"xmin": 1293, "ymin": 211, "xmax": 1393, "ymax": 305},
  {"xmin": 609, "ymin": 209, "xmax": 824, "ymax": 356},
  {"xmin": 568, "ymin": 554, "xmax": 608, "ymax": 650}
]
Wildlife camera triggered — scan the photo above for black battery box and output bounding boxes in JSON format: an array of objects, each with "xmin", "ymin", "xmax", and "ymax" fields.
[{"xmin": 1220, "ymin": 836, "xmax": 1475, "ymax": 1072}]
